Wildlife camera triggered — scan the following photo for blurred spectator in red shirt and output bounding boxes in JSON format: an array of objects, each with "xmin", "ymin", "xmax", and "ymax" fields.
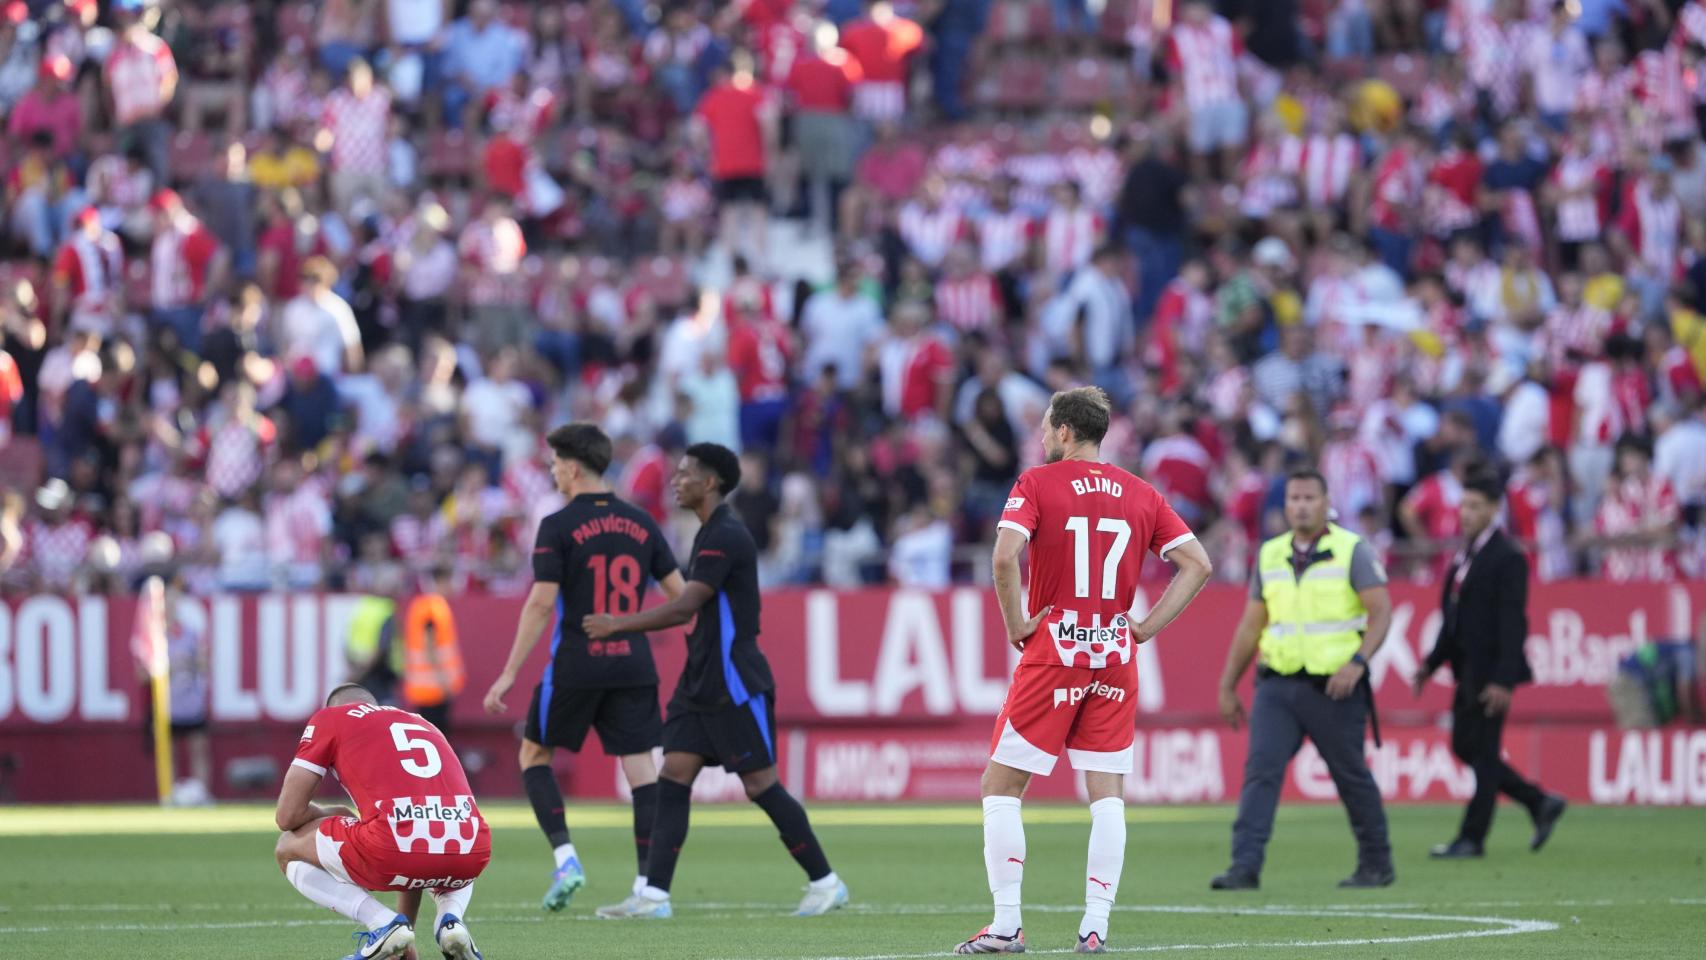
[
  {"xmin": 1594, "ymin": 436, "xmax": 1679, "ymax": 582},
  {"xmin": 880, "ymin": 299, "xmax": 955, "ymax": 422},
  {"xmin": 1167, "ymin": 0, "xmax": 1247, "ymax": 179},
  {"xmin": 842, "ymin": 120, "xmax": 926, "ymax": 242},
  {"xmin": 1401, "ymin": 449, "xmax": 1476, "ymax": 576},
  {"xmin": 726, "ymin": 267, "xmax": 794, "ymax": 451},
  {"xmin": 147, "ymin": 189, "xmax": 224, "ymax": 353},
  {"xmin": 696, "ymin": 56, "xmax": 775, "ymax": 272},
  {"xmin": 458, "ymin": 195, "xmax": 530, "ymax": 356},
  {"xmin": 1143, "ymin": 407, "xmax": 1214, "ymax": 524},
  {"xmin": 787, "ymin": 22, "xmax": 862, "ymax": 234},
  {"xmin": 9, "ymin": 55, "xmax": 81, "ymax": 161},
  {"xmin": 839, "ymin": 0, "xmax": 922, "ymax": 123},
  {"xmin": 935, "ymin": 243, "xmax": 1002, "ymax": 339},
  {"xmin": 320, "ymin": 58, "xmax": 393, "ymax": 216},
  {"xmin": 105, "ymin": 5, "xmax": 179, "ymax": 182},
  {"xmin": 50, "ymin": 207, "xmax": 123, "ymax": 337},
  {"xmin": 1507, "ymin": 445, "xmax": 1573, "ymax": 581}
]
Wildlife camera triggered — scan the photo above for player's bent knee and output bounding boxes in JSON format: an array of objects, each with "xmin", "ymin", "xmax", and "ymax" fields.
[
  {"xmin": 980, "ymin": 761, "xmax": 1030, "ymax": 799},
  {"xmin": 659, "ymin": 751, "xmax": 704, "ymax": 785},
  {"xmin": 1083, "ymin": 771, "xmax": 1124, "ymax": 802},
  {"xmin": 518, "ymin": 739, "xmax": 552, "ymax": 769},
  {"xmin": 275, "ymin": 831, "xmax": 305, "ymax": 872},
  {"xmin": 740, "ymin": 767, "xmax": 779, "ymax": 799},
  {"xmin": 619, "ymin": 753, "xmax": 659, "ymax": 788}
]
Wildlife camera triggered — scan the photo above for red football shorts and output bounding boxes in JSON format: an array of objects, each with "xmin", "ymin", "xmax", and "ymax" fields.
[
  {"xmin": 315, "ymin": 813, "xmax": 491, "ymax": 892},
  {"xmin": 989, "ymin": 661, "xmax": 1137, "ymax": 775}
]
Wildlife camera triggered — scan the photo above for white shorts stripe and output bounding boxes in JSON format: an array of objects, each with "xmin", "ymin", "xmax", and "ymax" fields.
[
  {"xmin": 992, "ymin": 720, "xmax": 1057, "ymax": 776},
  {"xmin": 1067, "ymin": 744, "xmax": 1135, "ymax": 774},
  {"xmin": 314, "ymin": 828, "xmax": 354, "ymax": 885}
]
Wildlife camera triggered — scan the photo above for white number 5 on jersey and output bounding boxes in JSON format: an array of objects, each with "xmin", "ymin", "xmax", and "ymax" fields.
[{"xmin": 389, "ymin": 722, "xmax": 443, "ymax": 778}]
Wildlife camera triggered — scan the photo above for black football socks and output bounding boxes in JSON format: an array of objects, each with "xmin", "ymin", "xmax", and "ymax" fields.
[
  {"xmin": 523, "ymin": 764, "xmax": 571, "ymax": 850},
  {"xmin": 752, "ymin": 782, "xmax": 832, "ymax": 881},
  {"xmin": 631, "ymin": 782, "xmax": 659, "ymax": 875},
  {"xmin": 643, "ymin": 778, "xmax": 694, "ymax": 893}
]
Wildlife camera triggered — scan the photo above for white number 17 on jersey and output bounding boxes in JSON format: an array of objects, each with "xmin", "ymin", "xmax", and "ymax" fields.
[{"xmin": 1064, "ymin": 516, "xmax": 1131, "ymax": 600}]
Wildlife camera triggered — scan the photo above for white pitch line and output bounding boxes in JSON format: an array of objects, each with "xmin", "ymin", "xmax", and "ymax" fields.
[
  {"xmin": 0, "ymin": 909, "xmax": 788, "ymax": 936},
  {"xmin": 704, "ymin": 905, "xmax": 1559, "ymax": 960}
]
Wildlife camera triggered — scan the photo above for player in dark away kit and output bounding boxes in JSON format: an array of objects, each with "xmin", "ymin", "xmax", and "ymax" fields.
[
  {"xmin": 484, "ymin": 423, "xmax": 685, "ymax": 910},
  {"xmin": 583, "ymin": 442, "xmax": 850, "ymax": 919}
]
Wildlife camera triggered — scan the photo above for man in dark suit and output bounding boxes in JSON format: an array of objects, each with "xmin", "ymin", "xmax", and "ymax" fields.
[{"xmin": 1412, "ymin": 467, "xmax": 1566, "ymax": 858}]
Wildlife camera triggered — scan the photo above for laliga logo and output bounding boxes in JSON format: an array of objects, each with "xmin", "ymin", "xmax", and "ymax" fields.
[
  {"xmin": 1049, "ymin": 613, "xmax": 1132, "ymax": 669},
  {"xmin": 387, "ymin": 795, "xmax": 480, "ymax": 855},
  {"xmin": 1052, "ymin": 681, "xmax": 1129, "ymax": 709}
]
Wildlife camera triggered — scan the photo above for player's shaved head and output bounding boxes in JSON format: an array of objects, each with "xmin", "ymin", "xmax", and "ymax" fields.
[{"xmin": 325, "ymin": 683, "xmax": 377, "ymax": 707}]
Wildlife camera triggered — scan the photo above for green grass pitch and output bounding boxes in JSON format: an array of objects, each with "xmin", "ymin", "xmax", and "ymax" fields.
[{"xmin": 3, "ymin": 803, "xmax": 1703, "ymax": 959}]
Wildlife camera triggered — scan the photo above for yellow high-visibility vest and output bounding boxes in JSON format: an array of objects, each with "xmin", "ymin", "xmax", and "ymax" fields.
[
  {"xmin": 346, "ymin": 596, "xmax": 396, "ymax": 668},
  {"xmin": 1256, "ymin": 524, "xmax": 1367, "ymax": 675}
]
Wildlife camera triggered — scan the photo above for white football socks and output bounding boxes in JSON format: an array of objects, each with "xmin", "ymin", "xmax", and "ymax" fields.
[
  {"xmin": 430, "ymin": 882, "xmax": 474, "ymax": 923},
  {"xmin": 640, "ymin": 884, "xmax": 670, "ymax": 902},
  {"xmin": 1080, "ymin": 797, "xmax": 1126, "ymax": 940},
  {"xmin": 809, "ymin": 871, "xmax": 841, "ymax": 891},
  {"xmin": 632, "ymin": 875, "xmax": 647, "ymax": 896},
  {"xmin": 285, "ymin": 861, "xmax": 395, "ymax": 930},
  {"xmin": 982, "ymin": 795, "xmax": 1025, "ymax": 937},
  {"xmin": 553, "ymin": 843, "xmax": 579, "ymax": 869}
]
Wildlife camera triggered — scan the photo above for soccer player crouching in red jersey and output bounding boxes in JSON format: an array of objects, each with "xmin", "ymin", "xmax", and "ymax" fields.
[
  {"xmin": 956, "ymin": 388, "xmax": 1214, "ymax": 955},
  {"xmin": 274, "ymin": 683, "xmax": 492, "ymax": 960}
]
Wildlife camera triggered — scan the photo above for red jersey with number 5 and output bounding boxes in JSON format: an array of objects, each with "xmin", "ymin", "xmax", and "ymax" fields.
[
  {"xmin": 293, "ymin": 703, "xmax": 489, "ymax": 858},
  {"xmin": 999, "ymin": 460, "xmax": 1196, "ymax": 670}
]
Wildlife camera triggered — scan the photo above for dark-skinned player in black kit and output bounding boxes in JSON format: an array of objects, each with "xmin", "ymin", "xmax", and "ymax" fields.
[{"xmin": 583, "ymin": 442, "xmax": 850, "ymax": 919}]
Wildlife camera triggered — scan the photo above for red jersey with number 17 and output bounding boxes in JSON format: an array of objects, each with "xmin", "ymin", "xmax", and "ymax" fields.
[
  {"xmin": 999, "ymin": 460, "xmax": 1196, "ymax": 671},
  {"xmin": 293, "ymin": 703, "xmax": 489, "ymax": 857}
]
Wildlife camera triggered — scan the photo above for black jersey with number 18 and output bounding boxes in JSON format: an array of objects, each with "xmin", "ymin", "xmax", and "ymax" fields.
[{"xmin": 533, "ymin": 492, "xmax": 679, "ymax": 689}]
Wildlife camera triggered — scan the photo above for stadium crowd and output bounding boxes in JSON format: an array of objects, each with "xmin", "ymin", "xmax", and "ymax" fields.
[{"xmin": 0, "ymin": 0, "xmax": 1703, "ymax": 597}]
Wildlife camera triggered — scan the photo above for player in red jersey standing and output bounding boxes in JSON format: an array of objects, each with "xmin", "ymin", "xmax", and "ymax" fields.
[
  {"xmin": 275, "ymin": 683, "xmax": 491, "ymax": 960},
  {"xmin": 956, "ymin": 388, "xmax": 1213, "ymax": 955}
]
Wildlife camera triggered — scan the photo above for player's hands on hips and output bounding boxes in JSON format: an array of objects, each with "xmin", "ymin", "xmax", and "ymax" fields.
[
  {"xmin": 1006, "ymin": 605, "xmax": 1052, "ymax": 651},
  {"xmin": 583, "ymin": 613, "xmax": 617, "ymax": 639},
  {"xmin": 1325, "ymin": 661, "xmax": 1365, "ymax": 700},
  {"xmin": 1132, "ymin": 621, "xmax": 1157, "ymax": 644},
  {"xmin": 483, "ymin": 673, "xmax": 514, "ymax": 714},
  {"xmin": 1479, "ymin": 683, "xmax": 1512, "ymax": 716},
  {"xmin": 1217, "ymin": 686, "xmax": 1245, "ymax": 730}
]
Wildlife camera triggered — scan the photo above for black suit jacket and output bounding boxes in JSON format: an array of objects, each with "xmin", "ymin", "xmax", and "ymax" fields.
[{"xmin": 1424, "ymin": 529, "xmax": 1533, "ymax": 692}]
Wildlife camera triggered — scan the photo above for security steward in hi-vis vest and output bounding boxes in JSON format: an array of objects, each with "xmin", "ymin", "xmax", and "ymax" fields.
[
  {"xmin": 1211, "ymin": 469, "xmax": 1396, "ymax": 891},
  {"xmin": 400, "ymin": 593, "xmax": 465, "ymax": 734}
]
